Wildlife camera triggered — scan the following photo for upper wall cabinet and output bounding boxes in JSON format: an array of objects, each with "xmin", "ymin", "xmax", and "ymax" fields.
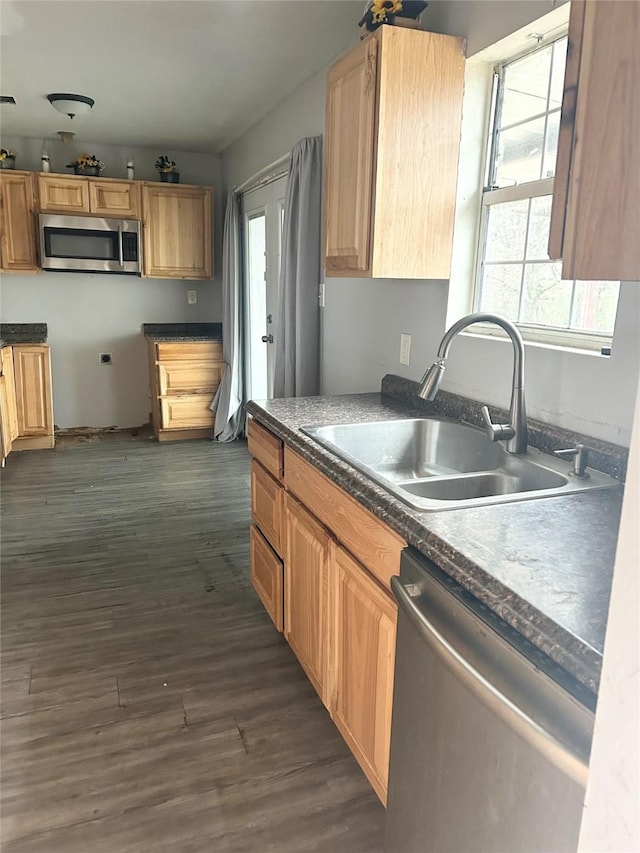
[
  {"xmin": 549, "ymin": 0, "xmax": 640, "ymax": 281},
  {"xmin": 0, "ymin": 171, "xmax": 39, "ymax": 272},
  {"xmin": 38, "ymin": 174, "xmax": 141, "ymax": 219},
  {"xmin": 141, "ymin": 183, "xmax": 213, "ymax": 280},
  {"xmin": 324, "ymin": 26, "xmax": 465, "ymax": 280}
]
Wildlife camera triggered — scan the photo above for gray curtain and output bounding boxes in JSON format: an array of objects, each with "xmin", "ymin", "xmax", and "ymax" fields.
[
  {"xmin": 274, "ymin": 135, "xmax": 323, "ymax": 398},
  {"xmin": 211, "ymin": 191, "xmax": 245, "ymax": 441}
]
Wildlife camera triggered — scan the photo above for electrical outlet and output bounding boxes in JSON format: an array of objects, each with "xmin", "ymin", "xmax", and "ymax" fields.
[
  {"xmin": 400, "ymin": 333, "xmax": 411, "ymax": 366},
  {"xmin": 99, "ymin": 352, "xmax": 113, "ymax": 366},
  {"xmin": 187, "ymin": 289, "xmax": 198, "ymax": 305}
]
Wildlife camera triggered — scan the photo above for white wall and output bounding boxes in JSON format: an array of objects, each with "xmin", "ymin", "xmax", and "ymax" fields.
[
  {"xmin": 0, "ymin": 136, "xmax": 223, "ymax": 428},
  {"xmin": 221, "ymin": 0, "xmax": 639, "ymax": 446}
]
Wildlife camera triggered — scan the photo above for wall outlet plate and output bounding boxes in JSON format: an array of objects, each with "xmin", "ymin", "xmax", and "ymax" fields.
[
  {"xmin": 400, "ymin": 333, "xmax": 411, "ymax": 366},
  {"xmin": 187, "ymin": 289, "xmax": 198, "ymax": 305}
]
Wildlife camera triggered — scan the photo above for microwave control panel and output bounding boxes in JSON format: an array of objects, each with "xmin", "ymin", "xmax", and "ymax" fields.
[{"xmin": 122, "ymin": 233, "xmax": 139, "ymax": 262}]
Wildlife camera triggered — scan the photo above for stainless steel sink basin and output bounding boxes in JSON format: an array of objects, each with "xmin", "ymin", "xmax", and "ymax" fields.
[{"xmin": 301, "ymin": 418, "xmax": 621, "ymax": 511}]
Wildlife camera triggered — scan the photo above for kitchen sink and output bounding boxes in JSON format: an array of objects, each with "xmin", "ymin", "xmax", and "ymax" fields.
[{"xmin": 301, "ymin": 418, "xmax": 621, "ymax": 511}]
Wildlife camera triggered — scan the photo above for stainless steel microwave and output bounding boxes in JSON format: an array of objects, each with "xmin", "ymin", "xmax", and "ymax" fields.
[{"xmin": 39, "ymin": 214, "xmax": 142, "ymax": 274}]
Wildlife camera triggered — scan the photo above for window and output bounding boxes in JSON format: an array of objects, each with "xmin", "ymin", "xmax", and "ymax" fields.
[{"xmin": 475, "ymin": 37, "xmax": 619, "ymax": 350}]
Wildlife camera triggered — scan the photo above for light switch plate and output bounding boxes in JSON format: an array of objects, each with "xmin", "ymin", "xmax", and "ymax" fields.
[
  {"xmin": 400, "ymin": 333, "xmax": 411, "ymax": 366},
  {"xmin": 187, "ymin": 289, "xmax": 197, "ymax": 305}
]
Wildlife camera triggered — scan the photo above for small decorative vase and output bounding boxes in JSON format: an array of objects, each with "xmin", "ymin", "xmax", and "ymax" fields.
[
  {"xmin": 160, "ymin": 172, "xmax": 180, "ymax": 184},
  {"xmin": 74, "ymin": 165, "xmax": 101, "ymax": 176},
  {"xmin": 0, "ymin": 157, "xmax": 16, "ymax": 170}
]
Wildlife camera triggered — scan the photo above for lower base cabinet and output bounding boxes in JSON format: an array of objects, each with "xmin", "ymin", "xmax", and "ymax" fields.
[
  {"xmin": 248, "ymin": 420, "xmax": 405, "ymax": 805},
  {"xmin": 330, "ymin": 543, "xmax": 397, "ymax": 805}
]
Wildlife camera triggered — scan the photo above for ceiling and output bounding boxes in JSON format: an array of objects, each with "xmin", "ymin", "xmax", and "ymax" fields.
[{"xmin": 0, "ymin": 0, "xmax": 363, "ymax": 153}]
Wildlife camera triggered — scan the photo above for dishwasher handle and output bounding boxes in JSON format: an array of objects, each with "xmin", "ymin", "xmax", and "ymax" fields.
[{"xmin": 391, "ymin": 575, "xmax": 589, "ymax": 788}]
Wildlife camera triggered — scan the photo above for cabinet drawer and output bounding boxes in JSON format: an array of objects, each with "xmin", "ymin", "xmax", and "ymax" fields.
[
  {"xmin": 285, "ymin": 447, "xmax": 405, "ymax": 590},
  {"xmin": 247, "ymin": 419, "xmax": 284, "ymax": 481},
  {"xmin": 251, "ymin": 459, "xmax": 284, "ymax": 556},
  {"xmin": 250, "ymin": 524, "xmax": 284, "ymax": 632},
  {"xmin": 155, "ymin": 341, "xmax": 222, "ymax": 362},
  {"xmin": 158, "ymin": 361, "xmax": 223, "ymax": 395},
  {"xmin": 160, "ymin": 395, "xmax": 215, "ymax": 430}
]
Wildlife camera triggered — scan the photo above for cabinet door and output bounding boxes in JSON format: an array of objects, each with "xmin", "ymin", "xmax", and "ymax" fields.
[
  {"xmin": 549, "ymin": 0, "xmax": 640, "ymax": 280},
  {"xmin": 0, "ymin": 172, "xmax": 39, "ymax": 272},
  {"xmin": 324, "ymin": 36, "xmax": 377, "ymax": 275},
  {"xmin": 13, "ymin": 345, "xmax": 54, "ymax": 437},
  {"xmin": 284, "ymin": 493, "xmax": 332, "ymax": 703},
  {"xmin": 89, "ymin": 179, "xmax": 140, "ymax": 219},
  {"xmin": 2, "ymin": 347, "xmax": 19, "ymax": 441},
  {"xmin": 250, "ymin": 524, "xmax": 284, "ymax": 632},
  {"xmin": 158, "ymin": 361, "xmax": 223, "ymax": 395},
  {"xmin": 330, "ymin": 543, "xmax": 397, "ymax": 805},
  {"xmin": 251, "ymin": 459, "xmax": 284, "ymax": 555},
  {"xmin": 38, "ymin": 174, "xmax": 90, "ymax": 213},
  {"xmin": 0, "ymin": 376, "xmax": 12, "ymax": 461},
  {"xmin": 142, "ymin": 184, "xmax": 212, "ymax": 279},
  {"xmin": 159, "ymin": 395, "xmax": 215, "ymax": 430}
]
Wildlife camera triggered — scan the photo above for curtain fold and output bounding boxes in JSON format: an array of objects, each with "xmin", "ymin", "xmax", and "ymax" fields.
[
  {"xmin": 274, "ymin": 135, "xmax": 323, "ymax": 399},
  {"xmin": 211, "ymin": 191, "xmax": 245, "ymax": 441}
]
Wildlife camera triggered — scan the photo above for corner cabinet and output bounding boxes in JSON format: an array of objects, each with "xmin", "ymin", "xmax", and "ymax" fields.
[
  {"xmin": 324, "ymin": 26, "xmax": 465, "ymax": 279},
  {"xmin": 141, "ymin": 184, "xmax": 213, "ymax": 279},
  {"xmin": 549, "ymin": 0, "xmax": 640, "ymax": 281},
  {"xmin": 247, "ymin": 418, "xmax": 407, "ymax": 804},
  {"xmin": 0, "ymin": 171, "xmax": 39, "ymax": 272}
]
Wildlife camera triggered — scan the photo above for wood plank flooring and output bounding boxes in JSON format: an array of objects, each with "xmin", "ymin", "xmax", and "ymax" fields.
[{"xmin": 0, "ymin": 436, "xmax": 385, "ymax": 852}]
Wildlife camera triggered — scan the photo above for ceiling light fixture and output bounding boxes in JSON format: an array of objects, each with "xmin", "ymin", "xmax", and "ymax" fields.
[
  {"xmin": 47, "ymin": 93, "xmax": 95, "ymax": 120},
  {"xmin": 57, "ymin": 131, "xmax": 76, "ymax": 143}
]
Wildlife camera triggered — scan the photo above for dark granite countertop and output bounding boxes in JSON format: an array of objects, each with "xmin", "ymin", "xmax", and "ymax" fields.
[
  {"xmin": 0, "ymin": 323, "xmax": 48, "ymax": 347},
  {"xmin": 142, "ymin": 322, "xmax": 222, "ymax": 342},
  {"xmin": 245, "ymin": 390, "xmax": 624, "ymax": 698}
]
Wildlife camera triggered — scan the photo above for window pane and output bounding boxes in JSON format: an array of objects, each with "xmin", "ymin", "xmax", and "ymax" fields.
[
  {"xmin": 525, "ymin": 195, "xmax": 552, "ymax": 260},
  {"xmin": 485, "ymin": 199, "xmax": 529, "ymax": 261},
  {"xmin": 543, "ymin": 110, "xmax": 561, "ymax": 178},
  {"xmin": 479, "ymin": 264, "xmax": 522, "ymax": 319},
  {"xmin": 549, "ymin": 38, "xmax": 568, "ymax": 111},
  {"xmin": 571, "ymin": 281, "xmax": 620, "ymax": 334},
  {"xmin": 521, "ymin": 262, "xmax": 572, "ymax": 327},
  {"xmin": 500, "ymin": 45, "xmax": 552, "ymax": 127},
  {"xmin": 495, "ymin": 117, "xmax": 545, "ymax": 185}
]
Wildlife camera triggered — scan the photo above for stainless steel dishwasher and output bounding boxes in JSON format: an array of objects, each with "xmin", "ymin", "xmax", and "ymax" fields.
[{"xmin": 386, "ymin": 547, "xmax": 595, "ymax": 853}]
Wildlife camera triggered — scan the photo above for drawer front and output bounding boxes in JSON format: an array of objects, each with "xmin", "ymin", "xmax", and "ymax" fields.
[
  {"xmin": 247, "ymin": 418, "xmax": 284, "ymax": 481},
  {"xmin": 158, "ymin": 361, "xmax": 224, "ymax": 395},
  {"xmin": 251, "ymin": 459, "xmax": 284, "ymax": 556},
  {"xmin": 155, "ymin": 341, "xmax": 222, "ymax": 362},
  {"xmin": 284, "ymin": 447, "xmax": 406, "ymax": 591},
  {"xmin": 250, "ymin": 524, "xmax": 284, "ymax": 632},
  {"xmin": 160, "ymin": 394, "xmax": 215, "ymax": 430}
]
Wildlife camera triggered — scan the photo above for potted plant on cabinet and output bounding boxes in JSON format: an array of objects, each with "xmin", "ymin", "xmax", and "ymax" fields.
[
  {"xmin": 0, "ymin": 148, "xmax": 17, "ymax": 169},
  {"xmin": 156, "ymin": 155, "xmax": 180, "ymax": 183},
  {"xmin": 66, "ymin": 153, "xmax": 105, "ymax": 176}
]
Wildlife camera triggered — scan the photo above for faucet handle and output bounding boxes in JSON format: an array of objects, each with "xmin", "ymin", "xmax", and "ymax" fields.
[
  {"xmin": 554, "ymin": 445, "xmax": 590, "ymax": 478},
  {"xmin": 480, "ymin": 405, "xmax": 516, "ymax": 444}
]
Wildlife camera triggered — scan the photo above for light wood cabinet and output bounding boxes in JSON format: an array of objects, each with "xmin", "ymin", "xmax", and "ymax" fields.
[
  {"xmin": 38, "ymin": 174, "xmax": 90, "ymax": 214},
  {"xmin": 142, "ymin": 184, "xmax": 213, "ymax": 279},
  {"xmin": 549, "ymin": 0, "xmax": 640, "ymax": 281},
  {"xmin": 88, "ymin": 179, "xmax": 140, "ymax": 218},
  {"xmin": 324, "ymin": 26, "xmax": 465, "ymax": 279},
  {"xmin": 38, "ymin": 174, "xmax": 141, "ymax": 219},
  {"xmin": 2, "ymin": 347, "xmax": 19, "ymax": 443},
  {"xmin": 251, "ymin": 459, "xmax": 284, "ymax": 555},
  {"xmin": 247, "ymin": 418, "xmax": 284, "ymax": 480},
  {"xmin": 147, "ymin": 338, "xmax": 223, "ymax": 441},
  {"xmin": 284, "ymin": 493, "xmax": 332, "ymax": 703},
  {"xmin": 12, "ymin": 344, "xmax": 55, "ymax": 449},
  {"xmin": 250, "ymin": 524, "xmax": 284, "ymax": 632},
  {"xmin": 330, "ymin": 543, "xmax": 397, "ymax": 805},
  {"xmin": 0, "ymin": 171, "xmax": 39, "ymax": 272},
  {"xmin": 0, "ymin": 376, "xmax": 12, "ymax": 464}
]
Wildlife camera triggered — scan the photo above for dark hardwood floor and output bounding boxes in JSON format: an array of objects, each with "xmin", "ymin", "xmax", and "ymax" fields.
[{"xmin": 0, "ymin": 436, "xmax": 385, "ymax": 852}]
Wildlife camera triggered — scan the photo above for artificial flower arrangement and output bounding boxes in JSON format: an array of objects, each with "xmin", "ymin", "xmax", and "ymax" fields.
[
  {"xmin": 0, "ymin": 148, "xmax": 17, "ymax": 168},
  {"xmin": 155, "ymin": 155, "xmax": 180, "ymax": 183},
  {"xmin": 359, "ymin": 0, "xmax": 428, "ymax": 32},
  {"xmin": 66, "ymin": 153, "xmax": 105, "ymax": 175}
]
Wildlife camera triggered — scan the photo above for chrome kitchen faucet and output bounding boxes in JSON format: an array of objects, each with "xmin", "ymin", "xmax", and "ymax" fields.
[{"xmin": 419, "ymin": 313, "xmax": 528, "ymax": 454}]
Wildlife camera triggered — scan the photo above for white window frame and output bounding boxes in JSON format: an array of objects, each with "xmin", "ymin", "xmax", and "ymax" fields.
[{"xmin": 471, "ymin": 36, "xmax": 617, "ymax": 354}]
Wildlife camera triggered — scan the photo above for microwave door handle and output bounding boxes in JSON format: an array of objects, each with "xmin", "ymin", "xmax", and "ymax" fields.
[{"xmin": 117, "ymin": 225, "xmax": 124, "ymax": 268}]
